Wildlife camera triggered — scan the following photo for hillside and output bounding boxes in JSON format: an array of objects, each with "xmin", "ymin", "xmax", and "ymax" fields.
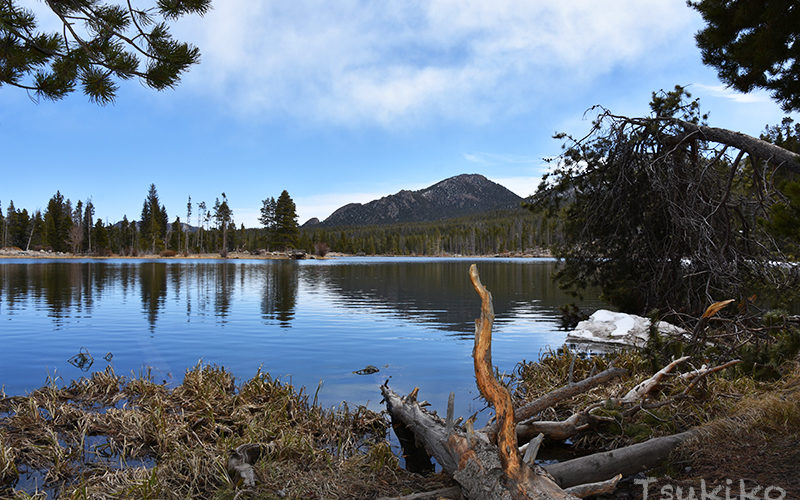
[{"xmin": 308, "ymin": 174, "xmax": 522, "ymax": 227}]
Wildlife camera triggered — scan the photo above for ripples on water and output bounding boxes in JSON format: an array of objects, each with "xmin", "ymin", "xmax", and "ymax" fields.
[{"xmin": 0, "ymin": 257, "xmax": 605, "ymax": 423}]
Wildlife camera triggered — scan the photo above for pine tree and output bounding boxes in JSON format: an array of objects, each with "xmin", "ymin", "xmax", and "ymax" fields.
[
  {"xmin": 169, "ymin": 217, "xmax": 182, "ymax": 251},
  {"xmin": 273, "ymin": 190, "xmax": 299, "ymax": 251},
  {"xmin": 1, "ymin": 0, "xmax": 211, "ymax": 104},
  {"xmin": 690, "ymin": 0, "xmax": 800, "ymax": 111},
  {"xmin": 140, "ymin": 184, "xmax": 167, "ymax": 254},
  {"xmin": 0, "ymin": 202, "xmax": 5, "ymax": 248},
  {"xmin": 93, "ymin": 218, "xmax": 109, "ymax": 254},
  {"xmin": 43, "ymin": 191, "xmax": 72, "ymax": 252},
  {"xmin": 4, "ymin": 201, "xmax": 32, "ymax": 249},
  {"xmin": 259, "ymin": 196, "xmax": 277, "ymax": 248},
  {"xmin": 212, "ymin": 193, "xmax": 233, "ymax": 257}
]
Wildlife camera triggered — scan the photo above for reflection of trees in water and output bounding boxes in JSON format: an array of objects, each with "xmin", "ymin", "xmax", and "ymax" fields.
[
  {"xmin": 0, "ymin": 263, "xmax": 110, "ymax": 325},
  {"xmin": 299, "ymin": 261, "xmax": 590, "ymax": 334},
  {"xmin": 214, "ymin": 263, "xmax": 236, "ymax": 320},
  {"xmin": 0, "ymin": 259, "xmax": 600, "ymax": 335},
  {"xmin": 260, "ymin": 262, "xmax": 298, "ymax": 328},
  {"xmin": 139, "ymin": 263, "xmax": 167, "ymax": 331}
]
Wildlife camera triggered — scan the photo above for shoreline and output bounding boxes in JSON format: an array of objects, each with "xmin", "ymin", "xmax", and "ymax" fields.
[{"xmin": 0, "ymin": 248, "xmax": 553, "ymax": 260}]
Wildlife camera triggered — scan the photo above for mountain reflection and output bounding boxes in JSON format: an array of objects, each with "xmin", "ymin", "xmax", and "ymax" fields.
[
  {"xmin": 0, "ymin": 258, "xmax": 597, "ymax": 334},
  {"xmin": 297, "ymin": 260, "xmax": 581, "ymax": 336}
]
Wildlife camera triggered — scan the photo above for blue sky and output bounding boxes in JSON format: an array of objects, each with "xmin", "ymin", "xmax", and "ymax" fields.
[{"xmin": 2, "ymin": 0, "xmax": 798, "ymax": 227}]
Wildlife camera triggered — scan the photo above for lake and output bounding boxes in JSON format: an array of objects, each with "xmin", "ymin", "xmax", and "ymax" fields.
[{"xmin": 0, "ymin": 257, "xmax": 604, "ymax": 424}]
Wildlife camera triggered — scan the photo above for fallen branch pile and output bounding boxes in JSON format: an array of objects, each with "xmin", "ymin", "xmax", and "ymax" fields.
[{"xmin": 382, "ymin": 264, "xmax": 741, "ymax": 499}]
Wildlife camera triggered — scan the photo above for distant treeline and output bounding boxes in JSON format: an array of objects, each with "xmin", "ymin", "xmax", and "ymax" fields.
[
  {"xmin": 295, "ymin": 208, "xmax": 561, "ymax": 256},
  {"xmin": 0, "ymin": 184, "xmax": 301, "ymax": 256},
  {"xmin": 1, "ymin": 187, "xmax": 561, "ymax": 257}
]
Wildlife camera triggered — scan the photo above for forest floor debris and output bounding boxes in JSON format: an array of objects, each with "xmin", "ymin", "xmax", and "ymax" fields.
[{"xmin": 512, "ymin": 345, "xmax": 800, "ymax": 498}]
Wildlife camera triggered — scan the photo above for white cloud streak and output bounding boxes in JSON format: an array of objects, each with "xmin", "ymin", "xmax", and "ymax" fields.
[
  {"xmin": 692, "ymin": 84, "xmax": 771, "ymax": 104},
  {"xmin": 176, "ymin": 1, "xmax": 695, "ymax": 126}
]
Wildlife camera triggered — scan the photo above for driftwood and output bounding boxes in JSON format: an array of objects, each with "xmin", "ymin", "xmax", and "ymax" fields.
[
  {"xmin": 544, "ymin": 430, "xmax": 696, "ymax": 488},
  {"xmin": 383, "ymin": 265, "xmax": 742, "ymax": 499},
  {"xmin": 516, "ymin": 412, "xmax": 590, "ymax": 442},
  {"xmin": 563, "ymin": 474, "xmax": 622, "ymax": 498},
  {"xmin": 619, "ymin": 356, "xmax": 689, "ymax": 404}
]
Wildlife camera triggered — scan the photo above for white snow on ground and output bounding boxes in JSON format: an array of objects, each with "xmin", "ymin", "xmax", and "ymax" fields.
[{"xmin": 566, "ymin": 309, "xmax": 686, "ymax": 348}]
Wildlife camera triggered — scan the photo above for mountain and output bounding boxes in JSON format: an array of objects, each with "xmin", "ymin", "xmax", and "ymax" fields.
[{"xmin": 309, "ymin": 174, "xmax": 523, "ymax": 227}]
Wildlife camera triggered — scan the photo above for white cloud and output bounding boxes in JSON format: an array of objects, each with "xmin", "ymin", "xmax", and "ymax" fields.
[
  {"xmin": 692, "ymin": 83, "xmax": 771, "ymax": 104},
  {"xmin": 176, "ymin": 0, "xmax": 696, "ymax": 126}
]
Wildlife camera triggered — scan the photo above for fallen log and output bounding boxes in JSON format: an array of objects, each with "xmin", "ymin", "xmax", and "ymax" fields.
[
  {"xmin": 564, "ymin": 474, "xmax": 622, "ymax": 498},
  {"xmin": 542, "ymin": 430, "xmax": 696, "ymax": 488},
  {"xmin": 515, "ymin": 412, "xmax": 590, "ymax": 442},
  {"xmin": 619, "ymin": 356, "xmax": 689, "ymax": 404}
]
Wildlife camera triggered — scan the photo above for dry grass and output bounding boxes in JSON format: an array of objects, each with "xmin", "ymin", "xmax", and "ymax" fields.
[
  {"xmin": 662, "ymin": 362, "xmax": 800, "ymax": 497},
  {"xmin": 0, "ymin": 364, "xmax": 449, "ymax": 499}
]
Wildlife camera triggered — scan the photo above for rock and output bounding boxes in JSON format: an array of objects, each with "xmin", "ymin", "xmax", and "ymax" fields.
[
  {"xmin": 353, "ymin": 365, "xmax": 379, "ymax": 375},
  {"xmin": 566, "ymin": 309, "xmax": 686, "ymax": 349}
]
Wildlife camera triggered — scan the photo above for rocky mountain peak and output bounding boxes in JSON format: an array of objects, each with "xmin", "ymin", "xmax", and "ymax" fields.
[{"xmin": 315, "ymin": 174, "xmax": 522, "ymax": 227}]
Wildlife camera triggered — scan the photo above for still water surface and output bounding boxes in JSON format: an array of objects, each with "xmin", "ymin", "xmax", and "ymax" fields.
[{"xmin": 0, "ymin": 257, "xmax": 604, "ymax": 422}]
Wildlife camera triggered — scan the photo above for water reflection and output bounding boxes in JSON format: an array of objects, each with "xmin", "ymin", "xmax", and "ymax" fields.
[
  {"xmin": 261, "ymin": 263, "xmax": 298, "ymax": 328},
  {"xmin": 140, "ymin": 263, "xmax": 167, "ymax": 331},
  {"xmin": 297, "ymin": 259, "xmax": 586, "ymax": 336},
  {"xmin": 0, "ymin": 258, "xmax": 605, "ymax": 416},
  {"xmin": 0, "ymin": 262, "xmax": 107, "ymax": 326},
  {"xmin": 0, "ymin": 259, "xmax": 598, "ymax": 333}
]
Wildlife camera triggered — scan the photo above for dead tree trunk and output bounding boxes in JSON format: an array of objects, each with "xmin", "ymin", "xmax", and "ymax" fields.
[{"xmin": 381, "ymin": 384, "xmax": 576, "ymax": 499}]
